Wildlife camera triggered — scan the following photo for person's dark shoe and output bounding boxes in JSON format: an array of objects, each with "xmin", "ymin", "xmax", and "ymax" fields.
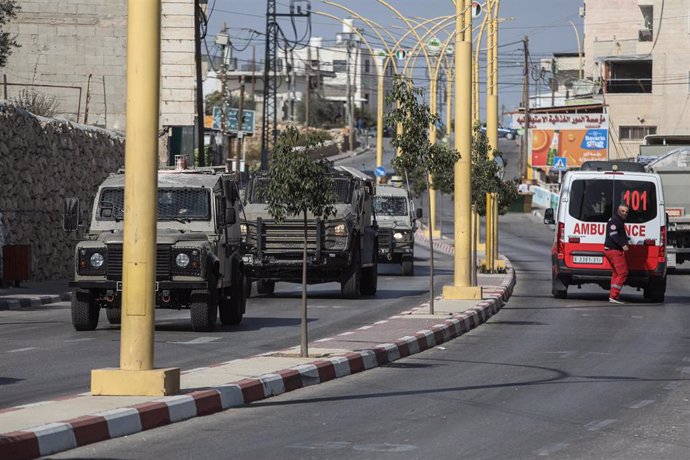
[{"xmin": 609, "ymin": 297, "xmax": 626, "ymax": 305}]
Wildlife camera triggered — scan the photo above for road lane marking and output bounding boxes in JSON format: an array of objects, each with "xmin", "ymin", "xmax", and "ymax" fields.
[
  {"xmin": 585, "ymin": 419, "xmax": 616, "ymax": 431},
  {"xmin": 663, "ymin": 381, "xmax": 682, "ymax": 390},
  {"xmin": 629, "ymin": 400, "xmax": 654, "ymax": 409},
  {"xmin": 7, "ymin": 347, "xmax": 38, "ymax": 353},
  {"xmin": 358, "ymin": 325, "xmax": 372, "ymax": 330},
  {"xmin": 338, "ymin": 331, "xmax": 354, "ymax": 336},
  {"xmin": 536, "ymin": 443, "xmax": 570, "ymax": 456},
  {"xmin": 168, "ymin": 337, "xmax": 221, "ymax": 345},
  {"xmin": 64, "ymin": 338, "xmax": 94, "ymax": 343},
  {"xmin": 314, "ymin": 338, "xmax": 333, "ymax": 343},
  {"xmin": 374, "ymin": 320, "xmax": 388, "ymax": 325}
]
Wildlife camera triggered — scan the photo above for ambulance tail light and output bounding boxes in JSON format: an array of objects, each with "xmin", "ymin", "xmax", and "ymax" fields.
[
  {"xmin": 557, "ymin": 223, "xmax": 565, "ymax": 259},
  {"xmin": 659, "ymin": 225, "xmax": 666, "ymax": 262},
  {"xmin": 568, "ymin": 236, "xmax": 580, "ymax": 243}
]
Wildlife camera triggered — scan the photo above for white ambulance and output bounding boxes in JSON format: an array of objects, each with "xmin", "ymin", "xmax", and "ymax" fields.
[{"xmin": 543, "ymin": 162, "xmax": 667, "ymax": 301}]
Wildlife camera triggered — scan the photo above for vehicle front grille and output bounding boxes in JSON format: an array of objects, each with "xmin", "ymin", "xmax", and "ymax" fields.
[
  {"xmin": 377, "ymin": 228, "xmax": 394, "ymax": 249},
  {"xmin": 248, "ymin": 220, "xmax": 325, "ymax": 255},
  {"xmin": 106, "ymin": 244, "xmax": 172, "ymax": 280}
]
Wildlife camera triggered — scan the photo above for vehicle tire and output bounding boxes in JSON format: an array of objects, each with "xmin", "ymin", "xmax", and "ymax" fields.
[
  {"xmin": 341, "ymin": 245, "xmax": 361, "ymax": 298},
  {"xmin": 505, "ymin": 132, "xmax": 515, "ymax": 140},
  {"xmin": 220, "ymin": 266, "xmax": 245, "ymax": 325},
  {"xmin": 552, "ymin": 277, "xmax": 568, "ymax": 299},
  {"xmin": 190, "ymin": 279, "xmax": 218, "ymax": 332},
  {"xmin": 401, "ymin": 259, "xmax": 414, "ymax": 276},
  {"xmin": 71, "ymin": 289, "xmax": 100, "ymax": 331},
  {"xmin": 360, "ymin": 257, "xmax": 378, "ymax": 296},
  {"xmin": 257, "ymin": 279, "xmax": 275, "ymax": 295},
  {"xmin": 644, "ymin": 277, "xmax": 666, "ymax": 303},
  {"xmin": 106, "ymin": 307, "xmax": 121, "ymax": 325},
  {"xmin": 244, "ymin": 277, "xmax": 253, "ymax": 299}
]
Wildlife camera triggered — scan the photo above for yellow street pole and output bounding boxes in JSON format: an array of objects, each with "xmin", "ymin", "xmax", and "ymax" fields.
[
  {"xmin": 443, "ymin": 0, "xmax": 482, "ymax": 300},
  {"xmin": 91, "ymin": 0, "xmax": 180, "ymax": 396}
]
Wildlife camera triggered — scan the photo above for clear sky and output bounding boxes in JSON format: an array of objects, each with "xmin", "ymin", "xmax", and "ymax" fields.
[{"xmin": 206, "ymin": 0, "xmax": 584, "ymax": 119}]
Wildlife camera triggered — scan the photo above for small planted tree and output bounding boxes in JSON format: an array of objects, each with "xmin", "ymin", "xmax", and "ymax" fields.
[
  {"xmin": 264, "ymin": 125, "xmax": 337, "ymax": 357},
  {"xmin": 386, "ymin": 75, "xmax": 459, "ymax": 313},
  {"xmin": 471, "ymin": 124, "xmax": 518, "ymax": 215}
]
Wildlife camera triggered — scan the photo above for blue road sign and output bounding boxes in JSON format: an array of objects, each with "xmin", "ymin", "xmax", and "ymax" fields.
[
  {"xmin": 211, "ymin": 106, "xmax": 255, "ymax": 133},
  {"xmin": 375, "ymin": 166, "xmax": 386, "ymax": 177},
  {"xmin": 552, "ymin": 156, "xmax": 567, "ymax": 172}
]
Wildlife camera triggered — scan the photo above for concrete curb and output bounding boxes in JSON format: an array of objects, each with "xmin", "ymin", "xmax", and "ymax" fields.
[
  {"xmin": 0, "ymin": 263, "xmax": 516, "ymax": 460},
  {"xmin": 414, "ymin": 230, "xmax": 455, "ymax": 255},
  {"xmin": 0, "ymin": 292, "xmax": 72, "ymax": 310}
]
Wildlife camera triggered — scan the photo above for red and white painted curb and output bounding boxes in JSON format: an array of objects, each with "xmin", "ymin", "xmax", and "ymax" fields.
[{"xmin": 0, "ymin": 269, "xmax": 515, "ymax": 460}]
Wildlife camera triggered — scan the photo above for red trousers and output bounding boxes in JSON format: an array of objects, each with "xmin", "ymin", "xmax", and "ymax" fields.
[{"xmin": 605, "ymin": 249, "xmax": 628, "ymax": 299}]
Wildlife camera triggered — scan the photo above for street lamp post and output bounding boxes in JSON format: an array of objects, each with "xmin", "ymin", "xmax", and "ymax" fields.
[{"xmin": 443, "ymin": 0, "xmax": 482, "ymax": 300}]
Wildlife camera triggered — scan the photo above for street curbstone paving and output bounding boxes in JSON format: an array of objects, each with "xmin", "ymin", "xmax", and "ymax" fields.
[
  {"xmin": 0, "ymin": 229, "xmax": 516, "ymax": 460},
  {"xmin": 0, "ymin": 292, "xmax": 71, "ymax": 311}
]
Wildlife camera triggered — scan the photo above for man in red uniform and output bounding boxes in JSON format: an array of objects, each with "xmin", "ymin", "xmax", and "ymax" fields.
[{"xmin": 604, "ymin": 204, "xmax": 630, "ymax": 304}]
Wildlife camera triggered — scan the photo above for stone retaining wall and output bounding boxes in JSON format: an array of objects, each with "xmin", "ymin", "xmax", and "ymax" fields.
[{"xmin": 0, "ymin": 105, "xmax": 124, "ymax": 281}]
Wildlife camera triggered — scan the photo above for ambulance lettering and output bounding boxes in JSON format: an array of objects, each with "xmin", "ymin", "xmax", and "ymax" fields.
[{"xmin": 572, "ymin": 222, "xmax": 646, "ymax": 238}]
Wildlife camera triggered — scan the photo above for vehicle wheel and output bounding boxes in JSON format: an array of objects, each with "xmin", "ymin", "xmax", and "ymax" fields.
[
  {"xmin": 106, "ymin": 307, "xmax": 121, "ymax": 325},
  {"xmin": 220, "ymin": 266, "xmax": 245, "ymax": 325},
  {"xmin": 644, "ymin": 277, "xmax": 666, "ymax": 302},
  {"xmin": 401, "ymin": 259, "xmax": 414, "ymax": 276},
  {"xmin": 360, "ymin": 257, "xmax": 378, "ymax": 296},
  {"xmin": 505, "ymin": 132, "xmax": 515, "ymax": 140},
  {"xmin": 190, "ymin": 279, "xmax": 218, "ymax": 332},
  {"xmin": 552, "ymin": 277, "xmax": 568, "ymax": 299},
  {"xmin": 71, "ymin": 289, "xmax": 100, "ymax": 331},
  {"xmin": 341, "ymin": 245, "xmax": 361, "ymax": 298},
  {"xmin": 257, "ymin": 279, "xmax": 275, "ymax": 295},
  {"xmin": 244, "ymin": 277, "xmax": 253, "ymax": 299}
]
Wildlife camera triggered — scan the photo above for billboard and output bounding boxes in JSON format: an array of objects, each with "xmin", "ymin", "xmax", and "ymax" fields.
[{"xmin": 516, "ymin": 113, "xmax": 608, "ymax": 169}]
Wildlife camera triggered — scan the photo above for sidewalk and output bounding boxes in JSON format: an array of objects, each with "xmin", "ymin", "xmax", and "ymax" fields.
[
  {"xmin": 0, "ymin": 232, "xmax": 516, "ymax": 460},
  {"xmin": 0, "ymin": 280, "xmax": 71, "ymax": 310}
]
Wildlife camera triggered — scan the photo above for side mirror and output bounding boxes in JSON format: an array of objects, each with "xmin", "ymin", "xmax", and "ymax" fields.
[
  {"xmin": 416, "ymin": 208, "xmax": 423, "ymax": 219},
  {"xmin": 225, "ymin": 207, "xmax": 237, "ymax": 226},
  {"xmin": 222, "ymin": 178, "xmax": 238, "ymax": 203},
  {"xmin": 63, "ymin": 197, "xmax": 80, "ymax": 232},
  {"xmin": 543, "ymin": 208, "xmax": 555, "ymax": 225}
]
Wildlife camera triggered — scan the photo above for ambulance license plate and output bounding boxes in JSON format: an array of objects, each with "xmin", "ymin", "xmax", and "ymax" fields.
[{"xmin": 573, "ymin": 256, "xmax": 603, "ymax": 264}]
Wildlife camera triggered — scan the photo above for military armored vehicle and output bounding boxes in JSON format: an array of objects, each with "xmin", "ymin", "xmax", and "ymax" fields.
[
  {"xmin": 373, "ymin": 184, "xmax": 421, "ymax": 276},
  {"xmin": 64, "ymin": 167, "xmax": 246, "ymax": 332},
  {"xmin": 241, "ymin": 166, "xmax": 378, "ymax": 298}
]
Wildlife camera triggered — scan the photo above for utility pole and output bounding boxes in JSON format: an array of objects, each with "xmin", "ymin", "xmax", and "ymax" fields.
[
  {"xmin": 217, "ymin": 25, "xmax": 229, "ymax": 170},
  {"xmin": 235, "ymin": 76, "xmax": 245, "ymax": 174},
  {"xmin": 194, "ymin": 0, "xmax": 205, "ymax": 166},
  {"xmin": 305, "ymin": 43, "xmax": 311, "ymax": 128},
  {"xmin": 520, "ymin": 35, "xmax": 530, "ymax": 180},
  {"xmin": 261, "ymin": 0, "xmax": 311, "ymax": 170},
  {"xmin": 345, "ymin": 36, "xmax": 352, "ymax": 151},
  {"xmin": 251, "ymin": 45, "xmax": 257, "ymax": 105},
  {"xmin": 350, "ymin": 39, "xmax": 359, "ymax": 152},
  {"xmin": 551, "ymin": 57, "xmax": 557, "ymax": 107}
]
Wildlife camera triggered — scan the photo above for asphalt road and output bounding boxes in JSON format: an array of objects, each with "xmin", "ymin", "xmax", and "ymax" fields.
[
  {"xmin": 0, "ymin": 139, "xmax": 453, "ymax": 410},
  {"xmin": 49, "ymin": 139, "xmax": 690, "ymax": 459}
]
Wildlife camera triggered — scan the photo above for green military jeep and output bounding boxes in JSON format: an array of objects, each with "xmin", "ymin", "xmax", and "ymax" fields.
[{"xmin": 65, "ymin": 167, "xmax": 246, "ymax": 332}]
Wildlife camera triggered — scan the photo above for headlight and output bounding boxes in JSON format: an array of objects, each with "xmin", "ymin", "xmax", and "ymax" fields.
[
  {"xmin": 175, "ymin": 252, "xmax": 190, "ymax": 268},
  {"xmin": 89, "ymin": 252, "xmax": 105, "ymax": 268},
  {"xmin": 394, "ymin": 232, "xmax": 404, "ymax": 240},
  {"xmin": 334, "ymin": 223, "xmax": 347, "ymax": 236},
  {"xmin": 240, "ymin": 223, "xmax": 248, "ymax": 235}
]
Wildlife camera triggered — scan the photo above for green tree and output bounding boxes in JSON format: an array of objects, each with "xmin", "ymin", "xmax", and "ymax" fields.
[
  {"xmin": 264, "ymin": 125, "xmax": 337, "ymax": 357},
  {"xmin": 385, "ymin": 75, "xmax": 459, "ymax": 313},
  {"xmin": 204, "ymin": 90, "xmax": 256, "ymax": 115},
  {"xmin": 0, "ymin": 0, "xmax": 20, "ymax": 68},
  {"xmin": 471, "ymin": 124, "xmax": 518, "ymax": 216}
]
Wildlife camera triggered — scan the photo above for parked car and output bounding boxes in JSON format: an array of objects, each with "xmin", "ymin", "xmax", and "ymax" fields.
[{"xmin": 479, "ymin": 124, "xmax": 518, "ymax": 140}]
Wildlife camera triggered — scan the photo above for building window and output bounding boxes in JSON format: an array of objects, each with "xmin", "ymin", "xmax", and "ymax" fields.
[
  {"xmin": 619, "ymin": 125, "xmax": 657, "ymax": 140},
  {"xmin": 605, "ymin": 60, "xmax": 652, "ymax": 93},
  {"xmin": 365, "ymin": 59, "xmax": 370, "ymax": 74},
  {"xmin": 333, "ymin": 60, "xmax": 347, "ymax": 72}
]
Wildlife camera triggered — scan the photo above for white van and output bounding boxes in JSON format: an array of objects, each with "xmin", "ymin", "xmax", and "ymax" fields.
[{"xmin": 543, "ymin": 162, "xmax": 667, "ymax": 301}]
